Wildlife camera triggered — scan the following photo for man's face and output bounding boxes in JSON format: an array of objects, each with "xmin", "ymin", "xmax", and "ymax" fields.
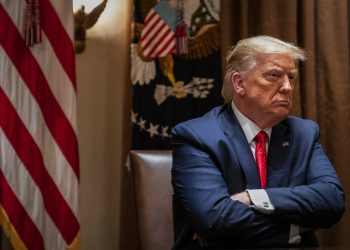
[{"xmin": 240, "ymin": 53, "xmax": 297, "ymax": 128}]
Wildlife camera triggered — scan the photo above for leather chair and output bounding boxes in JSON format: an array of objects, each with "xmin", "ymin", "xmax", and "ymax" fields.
[{"xmin": 127, "ymin": 150, "xmax": 173, "ymax": 250}]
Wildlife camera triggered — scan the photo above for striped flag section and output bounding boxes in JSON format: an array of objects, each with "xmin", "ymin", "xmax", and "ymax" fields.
[
  {"xmin": 0, "ymin": 1, "xmax": 80, "ymax": 249},
  {"xmin": 140, "ymin": 8, "xmax": 176, "ymax": 58}
]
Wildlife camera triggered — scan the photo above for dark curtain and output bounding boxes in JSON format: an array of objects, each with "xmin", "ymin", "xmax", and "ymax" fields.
[{"xmin": 221, "ymin": 0, "xmax": 350, "ymax": 247}]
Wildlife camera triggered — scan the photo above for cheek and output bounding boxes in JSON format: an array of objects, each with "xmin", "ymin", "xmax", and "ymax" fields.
[{"xmin": 266, "ymin": 88, "xmax": 280, "ymax": 100}]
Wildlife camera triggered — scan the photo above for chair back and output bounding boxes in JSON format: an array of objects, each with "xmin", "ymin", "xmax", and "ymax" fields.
[{"xmin": 128, "ymin": 150, "xmax": 173, "ymax": 250}]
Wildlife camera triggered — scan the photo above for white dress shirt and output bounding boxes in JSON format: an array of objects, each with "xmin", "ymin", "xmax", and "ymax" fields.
[{"xmin": 231, "ymin": 102, "xmax": 301, "ymax": 244}]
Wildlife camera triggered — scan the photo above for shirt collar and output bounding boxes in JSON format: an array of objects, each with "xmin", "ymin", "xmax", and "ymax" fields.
[{"xmin": 231, "ymin": 101, "xmax": 272, "ymax": 144}]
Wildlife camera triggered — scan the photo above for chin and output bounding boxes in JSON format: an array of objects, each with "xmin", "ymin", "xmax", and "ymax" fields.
[{"xmin": 274, "ymin": 108, "xmax": 290, "ymax": 120}]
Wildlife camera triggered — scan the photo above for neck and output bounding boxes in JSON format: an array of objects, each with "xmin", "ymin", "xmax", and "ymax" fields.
[{"xmin": 232, "ymin": 99, "xmax": 280, "ymax": 129}]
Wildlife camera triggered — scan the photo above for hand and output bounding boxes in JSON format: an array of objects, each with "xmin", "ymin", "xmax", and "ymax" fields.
[
  {"xmin": 193, "ymin": 233, "xmax": 208, "ymax": 247},
  {"xmin": 230, "ymin": 191, "xmax": 252, "ymax": 206}
]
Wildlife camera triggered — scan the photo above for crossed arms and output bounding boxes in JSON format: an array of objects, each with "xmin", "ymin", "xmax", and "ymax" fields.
[{"xmin": 171, "ymin": 122, "xmax": 344, "ymax": 247}]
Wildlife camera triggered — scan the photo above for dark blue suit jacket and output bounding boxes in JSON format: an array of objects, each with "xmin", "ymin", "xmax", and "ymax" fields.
[{"xmin": 171, "ymin": 104, "xmax": 344, "ymax": 249}]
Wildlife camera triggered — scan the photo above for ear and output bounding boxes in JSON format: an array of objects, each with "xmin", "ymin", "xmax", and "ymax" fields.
[{"xmin": 231, "ymin": 72, "xmax": 246, "ymax": 96}]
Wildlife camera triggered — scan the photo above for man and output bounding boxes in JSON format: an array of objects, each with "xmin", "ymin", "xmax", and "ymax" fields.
[{"xmin": 171, "ymin": 36, "xmax": 345, "ymax": 249}]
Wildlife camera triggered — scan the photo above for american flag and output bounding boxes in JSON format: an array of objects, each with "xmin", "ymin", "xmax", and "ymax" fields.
[
  {"xmin": 0, "ymin": 1, "xmax": 79, "ymax": 249},
  {"xmin": 140, "ymin": 7, "xmax": 176, "ymax": 58}
]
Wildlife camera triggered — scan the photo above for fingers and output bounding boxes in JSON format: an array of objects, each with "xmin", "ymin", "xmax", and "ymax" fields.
[
  {"xmin": 199, "ymin": 237, "xmax": 208, "ymax": 247},
  {"xmin": 193, "ymin": 233, "xmax": 208, "ymax": 247},
  {"xmin": 230, "ymin": 191, "xmax": 251, "ymax": 206}
]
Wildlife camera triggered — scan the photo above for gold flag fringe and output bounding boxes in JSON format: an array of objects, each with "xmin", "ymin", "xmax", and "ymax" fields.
[
  {"xmin": 67, "ymin": 232, "xmax": 81, "ymax": 250},
  {"xmin": 1, "ymin": 205, "xmax": 81, "ymax": 250},
  {"xmin": 0, "ymin": 206, "xmax": 27, "ymax": 250}
]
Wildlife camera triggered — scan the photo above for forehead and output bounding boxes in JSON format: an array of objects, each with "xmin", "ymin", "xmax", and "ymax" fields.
[{"xmin": 255, "ymin": 53, "xmax": 297, "ymax": 71}]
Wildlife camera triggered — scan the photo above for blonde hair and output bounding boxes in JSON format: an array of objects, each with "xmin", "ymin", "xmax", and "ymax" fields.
[{"xmin": 222, "ymin": 36, "xmax": 306, "ymax": 103}]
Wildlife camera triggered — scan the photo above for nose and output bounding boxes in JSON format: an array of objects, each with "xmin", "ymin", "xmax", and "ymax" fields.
[{"xmin": 280, "ymin": 75, "xmax": 293, "ymax": 93}]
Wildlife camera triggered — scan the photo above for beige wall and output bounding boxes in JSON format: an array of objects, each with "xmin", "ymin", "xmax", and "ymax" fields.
[{"xmin": 75, "ymin": 1, "xmax": 131, "ymax": 249}]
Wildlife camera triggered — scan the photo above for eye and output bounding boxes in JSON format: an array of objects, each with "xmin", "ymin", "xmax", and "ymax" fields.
[
  {"xmin": 288, "ymin": 73, "xmax": 297, "ymax": 82},
  {"xmin": 270, "ymin": 71, "xmax": 281, "ymax": 77},
  {"xmin": 264, "ymin": 71, "xmax": 281, "ymax": 81}
]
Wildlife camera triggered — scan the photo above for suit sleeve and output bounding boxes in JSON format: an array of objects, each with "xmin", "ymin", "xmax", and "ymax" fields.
[
  {"xmin": 266, "ymin": 123, "xmax": 345, "ymax": 228},
  {"xmin": 171, "ymin": 124, "xmax": 290, "ymax": 247}
]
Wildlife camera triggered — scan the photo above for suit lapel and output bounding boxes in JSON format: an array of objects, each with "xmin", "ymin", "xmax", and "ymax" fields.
[
  {"xmin": 218, "ymin": 105, "xmax": 261, "ymax": 189},
  {"xmin": 267, "ymin": 122, "xmax": 291, "ymax": 187}
]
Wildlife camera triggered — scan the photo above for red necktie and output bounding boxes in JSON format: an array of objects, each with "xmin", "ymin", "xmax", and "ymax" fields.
[{"xmin": 255, "ymin": 131, "xmax": 267, "ymax": 189}]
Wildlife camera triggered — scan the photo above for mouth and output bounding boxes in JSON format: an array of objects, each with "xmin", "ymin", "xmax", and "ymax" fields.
[{"xmin": 273, "ymin": 100, "xmax": 290, "ymax": 107}]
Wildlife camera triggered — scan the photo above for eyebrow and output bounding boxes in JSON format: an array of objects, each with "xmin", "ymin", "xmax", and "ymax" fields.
[{"xmin": 265, "ymin": 64, "xmax": 298, "ymax": 73}]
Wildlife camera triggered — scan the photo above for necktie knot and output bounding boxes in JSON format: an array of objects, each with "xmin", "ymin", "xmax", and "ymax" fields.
[{"xmin": 255, "ymin": 130, "xmax": 267, "ymax": 144}]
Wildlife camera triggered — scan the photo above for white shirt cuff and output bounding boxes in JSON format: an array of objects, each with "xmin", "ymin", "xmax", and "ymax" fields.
[
  {"xmin": 246, "ymin": 189, "xmax": 274, "ymax": 214},
  {"xmin": 289, "ymin": 224, "xmax": 301, "ymax": 244}
]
